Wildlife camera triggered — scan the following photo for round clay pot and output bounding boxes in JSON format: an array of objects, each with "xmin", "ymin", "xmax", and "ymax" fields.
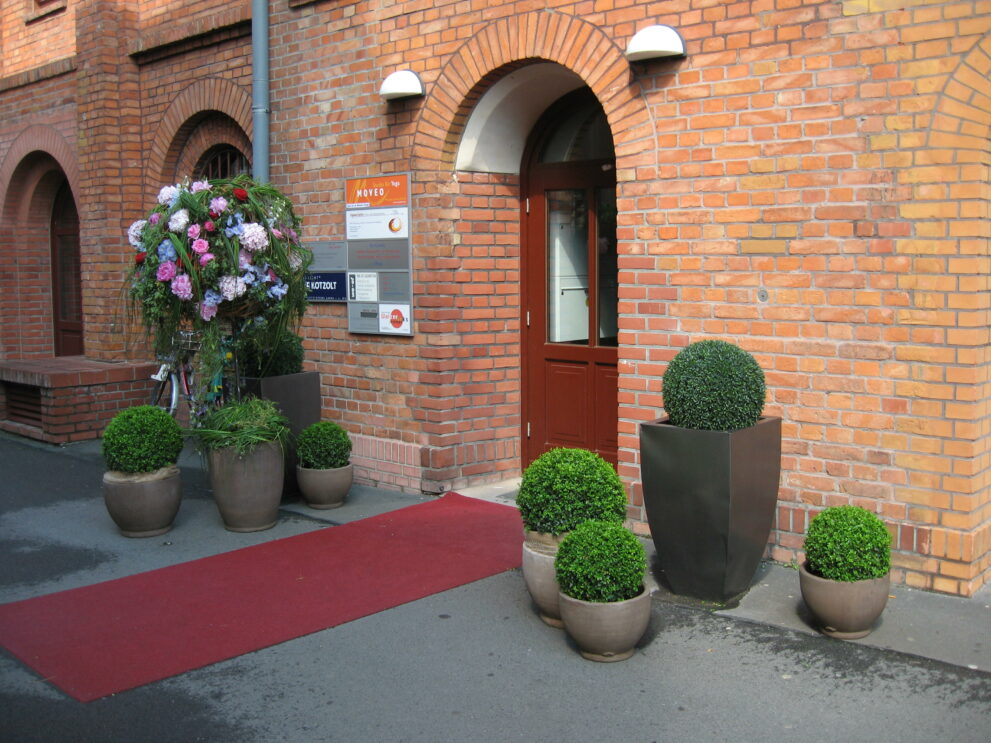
[
  {"xmin": 102, "ymin": 465, "xmax": 182, "ymax": 537},
  {"xmin": 558, "ymin": 587, "xmax": 652, "ymax": 662},
  {"xmin": 521, "ymin": 529, "xmax": 569, "ymax": 628},
  {"xmin": 297, "ymin": 463, "xmax": 353, "ymax": 509},
  {"xmin": 799, "ymin": 561, "xmax": 890, "ymax": 639},
  {"xmin": 208, "ymin": 442, "xmax": 284, "ymax": 532}
]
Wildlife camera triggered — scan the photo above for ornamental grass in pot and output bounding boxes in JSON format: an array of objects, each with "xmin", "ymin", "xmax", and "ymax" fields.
[
  {"xmin": 555, "ymin": 520, "xmax": 651, "ymax": 662},
  {"xmin": 639, "ymin": 339, "xmax": 781, "ymax": 603},
  {"xmin": 516, "ymin": 447, "xmax": 627, "ymax": 627},
  {"xmin": 187, "ymin": 397, "xmax": 289, "ymax": 532},
  {"xmin": 799, "ymin": 505, "xmax": 892, "ymax": 639},
  {"xmin": 101, "ymin": 405, "xmax": 184, "ymax": 537},
  {"xmin": 295, "ymin": 421, "xmax": 353, "ymax": 509}
]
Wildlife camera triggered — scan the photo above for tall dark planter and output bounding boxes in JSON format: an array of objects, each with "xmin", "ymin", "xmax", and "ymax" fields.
[
  {"xmin": 639, "ymin": 416, "xmax": 781, "ymax": 603},
  {"xmin": 241, "ymin": 370, "xmax": 321, "ymax": 496}
]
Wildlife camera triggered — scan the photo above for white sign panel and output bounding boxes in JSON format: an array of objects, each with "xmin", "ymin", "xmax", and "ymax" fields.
[
  {"xmin": 348, "ymin": 272, "xmax": 378, "ymax": 302},
  {"xmin": 378, "ymin": 304, "xmax": 411, "ymax": 334},
  {"xmin": 345, "ymin": 207, "xmax": 409, "ymax": 241}
]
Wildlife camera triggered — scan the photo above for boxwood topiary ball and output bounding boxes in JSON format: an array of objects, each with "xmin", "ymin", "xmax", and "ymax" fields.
[
  {"xmin": 555, "ymin": 520, "xmax": 646, "ymax": 603},
  {"xmin": 516, "ymin": 448, "xmax": 627, "ymax": 535},
  {"xmin": 804, "ymin": 505, "xmax": 892, "ymax": 582},
  {"xmin": 296, "ymin": 421, "xmax": 352, "ymax": 469},
  {"xmin": 662, "ymin": 340, "xmax": 766, "ymax": 431},
  {"xmin": 102, "ymin": 405, "xmax": 183, "ymax": 474}
]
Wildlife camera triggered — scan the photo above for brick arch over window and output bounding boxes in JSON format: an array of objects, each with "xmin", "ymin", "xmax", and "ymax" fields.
[
  {"xmin": 0, "ymin": 125, "xmax": 80, "ymax": 217},
  {"xmin": 411, "ymin": 10, "xmax": 654, "ymax": 176},
  {"xmin": 921, "ymin": 31, "xmax": 991, "ymax": 594},
  {"xmin": 146, "ymin": 78, "xmax": 252, "ymax": 193},
  {"xmin": 926, "ymin": 33, "xmax": 991, "ymax": 154},
  {"xmin": 174, "ymin": 114, "xmax": 252, "ymax": 181}
]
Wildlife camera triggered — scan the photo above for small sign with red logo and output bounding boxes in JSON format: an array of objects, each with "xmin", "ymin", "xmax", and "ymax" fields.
[{"xmin": 378, "ymin": 304, "xmax": 411, "ymax": 334}]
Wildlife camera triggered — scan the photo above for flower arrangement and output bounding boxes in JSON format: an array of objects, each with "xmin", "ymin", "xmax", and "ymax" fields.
[{"xmin": 127, "ymin": 176, "xmax": 311, "ymax": 403}]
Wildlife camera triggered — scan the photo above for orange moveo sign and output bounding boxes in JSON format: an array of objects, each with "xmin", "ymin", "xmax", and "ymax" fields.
[{"xmin": 345, "ymin": 175, "xmax": 409, "ymax": 209}]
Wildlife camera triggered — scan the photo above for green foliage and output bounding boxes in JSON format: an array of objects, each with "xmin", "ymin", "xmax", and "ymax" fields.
[
  {"xmin": 238, "ymin": 330, "xmax": 305, "ymax": 378},
  {"xmin": 662, "ymin": 340, "xmax": 766, "ymax": 432},
  {"xmin": 516, "ymin": 448, "xmax": 626, "ymax": 535},
  {"xmin": 102, "ymin": 405, "xmax": 183, "ymax": 473},
  {"xmin": 804, "ymin": 505, "xmax": 892, "ymax": 582},
  {"xmin": 186, "ymin": 397, "xmax": 289, "ymax": 456},
  {"xmin": 296, "ymin": 421, "xmax": 352, "ymax": 469},
  {"xmin": 555, "ymin": 520, "xmax": 646, "ymax": 603}
]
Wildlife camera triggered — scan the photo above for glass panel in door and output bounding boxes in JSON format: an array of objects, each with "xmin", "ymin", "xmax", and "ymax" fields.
[
  {"xmin": 546, "ymin": 189, "xmax": 589, "ymax": 345},
  {"xmin": 596, "ymin": 187, "xmax": 618, "ymax": 347}
]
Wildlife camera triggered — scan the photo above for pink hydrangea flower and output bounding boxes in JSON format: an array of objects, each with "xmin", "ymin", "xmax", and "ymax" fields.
[
  {"xmin": 187, "ymin": 223, "xmax": 201, "ymax": 240},
  {"xmin": 170, "ymin": 273, "xmax": 193, "ymax": 300},
  {"xmin": 157, "ymin": 185, "xmax": 179, "ymax": 205},
  {"xmin": 156, "ymin": 261, "xmax": 177, "ymax": 281},
  {"xmin": 191, "ymin": 238, "xmax": 210, "ymax": 254},
  {"xmin": 218, "ymin": 275, "xmax": 247, "ymax": 301},
  {"xmin": 168, "ymin": 209, "xmax": 190, "ymax": 233},
  {"xmin": 200, "ymin": 302, "xmax": 218, "ymax": 321},
  {"xmin": 239, "ymin": 222, "xmax": 269, "ymax": 252},
  {"xmin": 149, "ymin": 213, "xmax": 161, "ymax": 225},
  {"xmin": 238, "ymin": 250, "xmax": 253, "ymax": 270},
  {"xmin": 199, "ymin": 253, "xmax": 215, "ymax": 266}
]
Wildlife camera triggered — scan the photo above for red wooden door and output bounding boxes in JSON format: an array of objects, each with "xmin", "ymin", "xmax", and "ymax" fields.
[
  {"xmin": 51, "ymin": 182, "xmax": 83, "ymax": 356},
  {"xmin": 522, "ymin": 91, "xmax": 617, "ymax": 466}
]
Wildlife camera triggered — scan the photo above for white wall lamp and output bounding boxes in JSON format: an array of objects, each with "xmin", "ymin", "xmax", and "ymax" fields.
[
  {"xmin": 380, "ymin": 70, "xmax": 425, "ymax": 101},
  {"xmin": 625, "ymin": 25, "xmax": 686, "ymax": 62}
]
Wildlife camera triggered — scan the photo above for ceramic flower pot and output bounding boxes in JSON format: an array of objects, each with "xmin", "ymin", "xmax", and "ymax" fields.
[
  {"xmin": 102, "ymin": 464, "xmax": 182, "ymax": 537},
  {"xmin": 558, "ymin": 587, "xmax": 652, "ymax": 662},
  {"xmin": 208, "ymin": 441, "xmax": 284, "ymax": 532},
  {"xmin": 296, "ymin": 463, "xmax": 353, "ymax": 509},
  {"xmin": 521, "ymin": 529, "xmax": 568, "ymax": 628},
  {"xmin": 799, "ymin": 562, "xmax": 890, "ymax": 639}
]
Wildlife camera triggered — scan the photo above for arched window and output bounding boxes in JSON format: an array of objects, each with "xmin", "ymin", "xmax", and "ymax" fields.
[{"xmin": 195, "ymin": 145, "xmax": 250, "ymax": 181}]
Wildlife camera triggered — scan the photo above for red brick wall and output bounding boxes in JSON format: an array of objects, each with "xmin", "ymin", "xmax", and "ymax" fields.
[
  {"xmin": 1, "ymin": 0, "xmax": 990, "ymax": 595},
  {"xmin": 0, "ymin": 1, "xmax": 75, "ymax": 79}
]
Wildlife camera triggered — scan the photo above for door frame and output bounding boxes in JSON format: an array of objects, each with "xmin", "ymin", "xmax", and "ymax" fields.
[
  {"xmin": 50, "ymin": 180, "xmax": 83, "ymax": 356},
  {"xmin": 520, "ymin": 90, "xmax": 617, "ymax": 467}
]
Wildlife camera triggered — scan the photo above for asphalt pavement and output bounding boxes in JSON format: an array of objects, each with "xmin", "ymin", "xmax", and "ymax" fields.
[{"xmin": 1, "ymin": 432, "xmax": 989, "ymax": 742}]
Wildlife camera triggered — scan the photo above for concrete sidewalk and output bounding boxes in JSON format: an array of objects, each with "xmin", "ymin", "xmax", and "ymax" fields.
[{"xmin": 1, "ymin": 432, "xmax": 989, "ymax": 742}]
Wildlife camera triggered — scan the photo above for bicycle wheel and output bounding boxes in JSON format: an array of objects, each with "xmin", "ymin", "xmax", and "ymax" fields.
[{"xmin": 150, "ymin": 372, "xmax": 180, "ymax": 415}]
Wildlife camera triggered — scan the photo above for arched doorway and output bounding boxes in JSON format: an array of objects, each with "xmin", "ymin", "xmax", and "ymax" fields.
[
  {"xmin": 50, "ymin": 180, "xmax": 82, "ymax": 356},
  {"xmin": 521, "ymin": 89, "xmax": 618, "ymax": 466}
]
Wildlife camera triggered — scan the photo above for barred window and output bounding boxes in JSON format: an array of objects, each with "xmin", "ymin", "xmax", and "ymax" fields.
[{"xmin": 195, "ymin": 145, "xmax": 250, "ymax": 181}]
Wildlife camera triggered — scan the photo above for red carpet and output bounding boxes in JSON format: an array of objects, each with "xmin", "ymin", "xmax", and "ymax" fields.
[{"xmin": 0, "ymin": 493, "xmax": 522, "ymax": 702}]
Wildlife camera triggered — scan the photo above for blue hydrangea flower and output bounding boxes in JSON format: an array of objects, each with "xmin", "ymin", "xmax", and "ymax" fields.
[
  {"xmin": 224, "ymin": 212, "xmax": 245, "ymax": 238},
  {"xmin": 157, "ymin": 240, "xmax": 177, "ymax": 262},
  {"xmin": 203, "ymin": 289, "xmax": 223, "ymax": 306}
]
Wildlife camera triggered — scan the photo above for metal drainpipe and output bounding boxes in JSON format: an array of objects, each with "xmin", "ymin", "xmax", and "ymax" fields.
[{"xmin": 251, "ymin": 0, "xmax": 270, "ymax": 183}]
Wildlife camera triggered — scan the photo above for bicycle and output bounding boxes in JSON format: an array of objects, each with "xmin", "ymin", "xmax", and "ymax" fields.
[
  {"xmin": 150, "ymin": 330, "xmax": 200, "ymax": 416},
  {"xmin": 151, "ymin": 326, "xmax": 242, "ymax": 420}
]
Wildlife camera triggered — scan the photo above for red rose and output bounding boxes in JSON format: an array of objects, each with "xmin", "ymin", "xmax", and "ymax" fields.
[
  {"xmin": 135, "ymin": 252, "xmax": 146, "ymax": 264},
  {"xmin": 233, "ymin": 187, "xmax": 249, "ymax": 201}
]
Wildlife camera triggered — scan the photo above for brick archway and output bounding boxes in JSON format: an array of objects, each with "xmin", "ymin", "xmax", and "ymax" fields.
[
  {"xmin": 0, "ymin": 125, "xmax": 80, "ymax": 217},
  {"xmin": 145, "ymin": 77, "xmax": 253, "ymax": 195},
  {"xmin": 411, "ymin": 10, "xmax": 654, "ymax": 176},
  {"xmin": 917, "ymin": 30, "xmax": 991, "ymax": 594}
]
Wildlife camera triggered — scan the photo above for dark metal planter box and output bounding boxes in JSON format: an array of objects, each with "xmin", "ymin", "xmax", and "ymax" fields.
[
  {"xmin": 241, "ymin": 370, "xmax": 322, "ymax": 496},
  {"xmin": 639, "ymin": 416, "xmax": 781, "ymax": 603}
]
